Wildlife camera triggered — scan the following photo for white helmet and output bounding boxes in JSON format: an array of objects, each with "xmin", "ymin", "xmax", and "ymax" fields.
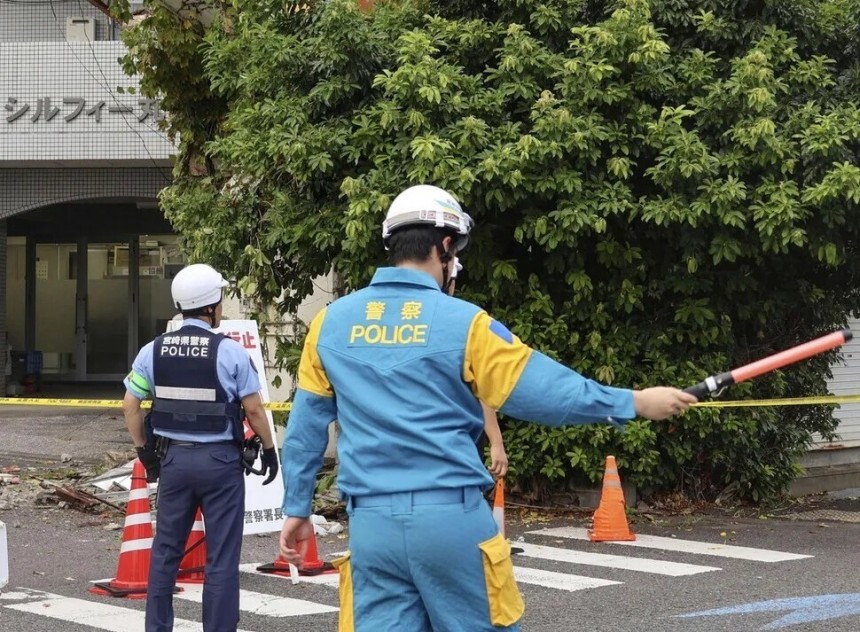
[
  {"xmin": 171, "ymin": 264, "xmax": 229, "ymax": 311},
  {"xmin": 382, "ymin": 184, "xmax": 474, "ymax": 251}
]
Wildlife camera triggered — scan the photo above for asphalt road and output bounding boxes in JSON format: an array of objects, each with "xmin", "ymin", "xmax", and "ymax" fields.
[
  {"xmin": 1, "ymin": 401, "xmax": 859, "ymax": 631},
  {"xmin": 1, "ymin": 501, "xmax": 859, "ymax": 632}
]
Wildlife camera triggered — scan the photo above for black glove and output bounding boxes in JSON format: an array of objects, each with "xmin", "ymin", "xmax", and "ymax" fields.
[
  {"xmin": 135, "ymin": 445, "xmax": 160, "ymax": 483},
  {"xmin": 260, "ymin": 446, "xmax": 279, "ymax": 486}
]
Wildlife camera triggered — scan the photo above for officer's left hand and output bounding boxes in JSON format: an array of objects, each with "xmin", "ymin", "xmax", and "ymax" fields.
[
  {"xmin": 259, "ymin": 446, "xmax": 279, "ymax": 485},
  {"xmin": 633, "ymin": 387, "xmax": 697, "ymax": 420}
]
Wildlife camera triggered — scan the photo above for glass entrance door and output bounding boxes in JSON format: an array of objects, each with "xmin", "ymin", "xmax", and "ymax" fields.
[
  {"xmin": 86, "ymin": 242, "xmax": 130, "ymax": 378},
  {"xmin": 33, "ymin": 243, "xmax": 78, "ymax": 379},
  {"xmin": 18, "ymin": 235, "xmax": 183, "ymax": 383}
]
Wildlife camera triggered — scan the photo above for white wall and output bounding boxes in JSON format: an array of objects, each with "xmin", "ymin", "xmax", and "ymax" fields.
[
  {"xmin": 819, "ymin": 320, "xmax": 860, "ymax": 448},
  {"xmin": 0, "ymin": 1, "xmax": 110, "ymax": 43}
]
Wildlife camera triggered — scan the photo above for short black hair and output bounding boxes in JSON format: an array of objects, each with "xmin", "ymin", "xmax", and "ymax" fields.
[{"xmin": 387, "ymin": 225, "xmax": 457, "ymax": 265}]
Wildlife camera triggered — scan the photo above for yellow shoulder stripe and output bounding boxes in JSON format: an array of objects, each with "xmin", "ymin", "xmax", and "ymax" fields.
[
  {"xmin": 463, "ymin": 311, "xmax": 532, "ymax": 410},
  {"xmin": 298, "ymin": 308, "xmax": 333, "ymax": 397}
]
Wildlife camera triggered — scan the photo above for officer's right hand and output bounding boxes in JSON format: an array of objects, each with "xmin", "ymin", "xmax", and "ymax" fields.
[
  {"xmin": 260, "ymin": 446, "xmax": 280, "ymax": 485},
  {"xmin": 633, "ymin": 387, "xmax": 697, "ymax": 420},
  {"xmin": 488, "ymin": 443, "xmax": 508, "ymax": 478},
  {"xmin": 280, "ymin": 516, "xmax": 314, "ymax": 567}
]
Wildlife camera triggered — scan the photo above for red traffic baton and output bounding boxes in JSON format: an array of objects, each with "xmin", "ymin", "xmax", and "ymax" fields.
[{"xmin": 684, "ymin": 329, "xmax": 853, "ymax": 400}]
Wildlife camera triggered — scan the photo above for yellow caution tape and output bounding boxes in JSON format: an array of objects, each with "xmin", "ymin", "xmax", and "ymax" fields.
[
  {"xmin": 0, "ymin": 397, "xmax": 293, "ymax": 412},
  {"xmin": 0, "ymin": 397, "xmax": 129, "ymax": 408},
  {"xmin": 692, "ymin": 394, "xmax": 860, "ymax": 408},
  {"xmin": 2, "ymin": 394, "xmax": 859, "ymax": 412}
]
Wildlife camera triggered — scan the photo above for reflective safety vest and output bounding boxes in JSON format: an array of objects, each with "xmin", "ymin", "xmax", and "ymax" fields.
[{"xmin": 150, "ymin": 325, "xmax": 243, "ymax": 441}]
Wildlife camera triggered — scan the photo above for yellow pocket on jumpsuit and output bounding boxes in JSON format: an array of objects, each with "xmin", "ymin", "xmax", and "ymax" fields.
[
  {"xmin": 331, "ymin": 551, "xmax": 354, "ymax": 632},
  {"xmin": 478, "ymin": 532, "xmax": 525, "ymax": 626}
]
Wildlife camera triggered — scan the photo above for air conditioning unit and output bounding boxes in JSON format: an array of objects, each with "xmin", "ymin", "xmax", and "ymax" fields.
[{"xmin": 66, "ymin": 17, "xmax": 97, "ymax": 42}]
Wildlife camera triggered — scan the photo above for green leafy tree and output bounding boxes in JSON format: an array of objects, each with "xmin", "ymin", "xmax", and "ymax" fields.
[{"xmin": 118, "ymin": 0, "xmax": 860, "ymax": 503}]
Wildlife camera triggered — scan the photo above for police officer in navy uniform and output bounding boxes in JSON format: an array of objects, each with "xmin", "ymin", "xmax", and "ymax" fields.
[
  {"xmin": 278, "ymin": 185, "xmax": 696, "ymax": 632},
  {"xmin": 123, "ymin": 263, "xmax": 279, "ymax": 632}
]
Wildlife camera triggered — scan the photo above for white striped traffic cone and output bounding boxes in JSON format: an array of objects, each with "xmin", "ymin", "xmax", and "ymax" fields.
[
  {"xmin": 493, "ymin": 478, "xmax": 506, "ymax": 537},
  {"xmin": 90, "ymin": 459, "xmax": 153, "ymax": 599}
]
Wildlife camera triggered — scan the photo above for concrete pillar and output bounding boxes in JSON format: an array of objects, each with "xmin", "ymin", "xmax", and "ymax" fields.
[
  {"xmin": 75, "ymin": 237, "xmax": 88, "ymax": 380},
  {"xmin": 0, "ymin": 220, "xmax": 6, "ymax": 396},
  {"xmin": 24, "ymin": 238, "xmax": 35, "ymax": 352},
  {"xmin": 128, "ymin": 237, "xmax": 139, "ymax": 368}
]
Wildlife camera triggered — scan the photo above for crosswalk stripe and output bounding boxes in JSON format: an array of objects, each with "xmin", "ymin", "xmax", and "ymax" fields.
[
  {"xmin": 513, "ymin": 566, "xmax": 622, "ymax": 591},
  {"xmin": 238, "ymin": 563, "xmax": 340, "ymax": 587},
  {"xmin": 241, "ymin": 562, "xmax": 625, "ymax": 593},
  {"xmin": 528, "ymin": 527, "xmax": 812, "ymax": 563},
  {"xmin": 516, "ymin": 542, "xmax": 721, "ymax": 576},
  {"xmin": 177, "ymin": 583, "xmax": 338, "ymax": 616},
  {"xmin": 0, "ymin": 588, "xmax": 253, "ymax": 632},
  {"xmin": 4, "ymin": 519, "xmax": 812, "ymax": 632}
]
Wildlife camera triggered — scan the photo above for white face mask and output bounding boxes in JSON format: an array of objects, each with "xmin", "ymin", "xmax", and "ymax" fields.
[{"xmin": 451, "ymin": 256, "xmax": 463, "ymax": 279}]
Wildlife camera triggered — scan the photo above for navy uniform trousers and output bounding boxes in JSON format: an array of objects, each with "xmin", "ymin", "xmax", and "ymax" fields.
[{"xmin": 146, "ymin": 441, "xmax": 245, "ymax": 632}]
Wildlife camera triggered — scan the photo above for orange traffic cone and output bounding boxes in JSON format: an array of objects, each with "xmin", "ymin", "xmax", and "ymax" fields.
[
  {"xmin": 588, "ymin": 455, "xmax": 636, "ymax": 542},
  {"xmin": 491, "ymin": 478, "xmax": 523, "ymax": 554},
  {"xmin": 177, "ymin": 508, "xmax": 206, "ymax": 583},
  {"xmin": 296, "ymin": 529, "xmax": 336, "ymax": 575},
  {"xmin": 91, "ymin": 460, "xmax": 153, "ymax": 598},
  {"xmin": 492, "ymin": 478, "xmax": 506, "ymax": 537},
  {"xmin": 257, "ymin": 528, "xmax": 337, "ymax": 577},
  {"xmin": 255, "ymin": 554, "xmax": 297, "ymax": 578}
]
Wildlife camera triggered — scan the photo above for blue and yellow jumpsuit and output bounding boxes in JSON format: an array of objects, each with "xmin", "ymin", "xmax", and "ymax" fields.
[
  {"xmin": 283, "ymin": 268, "xmax": 636, "ymax": 631},
  {"xmin": 125, "ymin": 318, "xmax": 260, "ymax": 632}
]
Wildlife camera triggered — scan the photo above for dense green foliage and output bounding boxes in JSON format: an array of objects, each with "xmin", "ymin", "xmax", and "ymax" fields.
[{"xmin": 119, "ymin": 0, "xmax": 860, "ymax": 503}]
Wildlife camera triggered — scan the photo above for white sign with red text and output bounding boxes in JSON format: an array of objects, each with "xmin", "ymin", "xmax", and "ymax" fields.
[
  {"xmin": 167, "ymin": 319, "xmax": 285, "ymax": 535},
  {"xmin": 167, "ymin": 319, "xmax": 284, "ymax": 535}
]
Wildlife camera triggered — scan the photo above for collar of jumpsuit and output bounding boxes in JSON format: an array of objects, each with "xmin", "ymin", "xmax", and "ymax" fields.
[{"xmin": 370, "ymin": 267, "xmax": 445, "ymax": 291}]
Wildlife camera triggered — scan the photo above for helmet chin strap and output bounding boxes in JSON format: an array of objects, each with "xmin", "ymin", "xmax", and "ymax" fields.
[
  {"xmin": 436, "ymin": 237, "xmax": 455, "ymax": 294},
  {"xmin": 201, "ymin": 301, "xmax": 221, "ymax": 325},
  {"xmin": 442, "ymin": 269, "xmax": 455, "ymax": 294}
]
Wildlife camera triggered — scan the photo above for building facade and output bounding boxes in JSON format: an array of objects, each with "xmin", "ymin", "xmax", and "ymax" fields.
[
  {"xmin": 0, "ymin": 1, "xmax": 334, "ymax": 399},
  {"xmin": 1, "ymin": 1, "xmax": 177, "ymax": 392}
]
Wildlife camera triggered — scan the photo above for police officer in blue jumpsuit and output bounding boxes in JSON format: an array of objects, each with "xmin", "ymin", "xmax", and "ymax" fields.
[
  {"xmin": 278, "ymin": 185, "xmax": 696, "ymax": 632},
  {"xmin": 123, "ymin": 263, "xmax": 279, "ymax": 632}
]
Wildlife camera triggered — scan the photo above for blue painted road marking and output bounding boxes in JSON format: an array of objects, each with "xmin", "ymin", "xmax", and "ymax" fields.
[{"xmin": 677, "ymin": 593, "xmax": 860, "ymax": 630}]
